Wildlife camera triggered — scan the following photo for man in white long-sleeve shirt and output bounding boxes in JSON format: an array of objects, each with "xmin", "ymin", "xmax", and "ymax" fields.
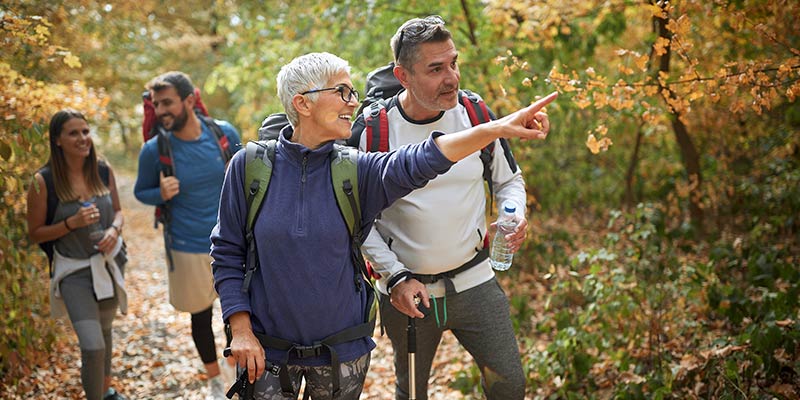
[{"xmin": 349, "ymin": 16, "xmax": 530, "ymax": 400}]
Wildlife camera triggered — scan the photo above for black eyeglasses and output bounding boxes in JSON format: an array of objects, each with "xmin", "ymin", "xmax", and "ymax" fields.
[
  {"xmin": 300, "ymin": 84, "xmax": 359, "ymax": 104},
  {"xmin": 394, "ymin": 15, "xmax": 446, "ymax": 62}
]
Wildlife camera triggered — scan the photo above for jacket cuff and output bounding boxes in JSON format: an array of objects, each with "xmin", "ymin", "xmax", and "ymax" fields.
[{"xmin": 387, "ymin": 270, "xmax": 414, "ymax": 292}]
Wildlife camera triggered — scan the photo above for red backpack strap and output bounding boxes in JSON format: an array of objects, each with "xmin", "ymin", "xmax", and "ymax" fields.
[
  {"xmin": 192, "ymin": 87, "xmax": 232, "ymax": 162},
  {"xmin": 192, "ymin": 87, "xmax": 210, "ymax": 117},
  {"xmin": 460, "ymin": 90, "xmax": 491, "ymax": 126},
  {"xmin": 363, "ymin": 99, "xmax": 390, "ymax": 152},
  {"xmin": 156, "ymin": 129, "xmax": 174, "ymax": 177},
  {"xmin": 199, "ymin": 115, "xmax": 234, "ymax": 163},
  {"xmin": 142, "ymin": 91, "xmax": 157, "ymax": 142},
  {"xmin": 459, "ymin": 89, "xmax": 498, "ymax": 211},
  {"xmin": 365, "ymin": 260, "xmax": 382, "ymax": 280},
  {"xmin": 459, "ymin": 90, "xmax": 494, "ymax": 157}
]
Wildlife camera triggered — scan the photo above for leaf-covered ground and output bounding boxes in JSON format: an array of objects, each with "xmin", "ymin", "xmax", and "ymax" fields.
[{"xmin": 6, "ymin": 173, "xmax": 478, "ymax": 399}]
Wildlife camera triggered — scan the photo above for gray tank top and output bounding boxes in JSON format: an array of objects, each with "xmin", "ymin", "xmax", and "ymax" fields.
[{"xmin": 52, "ymin": 193, "xmax": 114, "ymax": 259}]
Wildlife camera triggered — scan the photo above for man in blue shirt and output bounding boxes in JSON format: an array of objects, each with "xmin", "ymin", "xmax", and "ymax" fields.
[{"xmin": 134, "ymin": 71, "xmax": 241, "ymax": 399}]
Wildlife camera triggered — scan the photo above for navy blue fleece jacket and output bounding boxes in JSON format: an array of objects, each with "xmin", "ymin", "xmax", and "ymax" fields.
[{"xmin": 210, "ymin": 126, "xmax": 452, "ymax": 366}]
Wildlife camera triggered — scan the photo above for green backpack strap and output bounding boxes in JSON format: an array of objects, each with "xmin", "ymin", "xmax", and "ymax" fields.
[
  {"xmin": 330, "ymin": 144, "xmax": 361, "ymax": 238},
  {"xmin": 241, "ymin": 140, "xmax": 276, "ymax": 293},
  {"xmin": 245, "ymin": 140, "xmax": 276, "ymax": 230},
  {"xmin": 331, "ymin": 145, "xmax": 378, "ymax": 324},
  {"xmin": 330, "ymin": 144, "xmax": 372, "ymax": 291}
]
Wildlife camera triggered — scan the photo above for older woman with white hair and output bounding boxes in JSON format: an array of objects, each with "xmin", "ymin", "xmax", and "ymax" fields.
[{"xmin": 210, "ymin": 52, "xmax": 555, "ymax": 399}]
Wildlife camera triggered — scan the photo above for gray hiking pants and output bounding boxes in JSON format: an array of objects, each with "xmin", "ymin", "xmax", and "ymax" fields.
[
  {"xmin": 60, "ymin": 268, "xmax": 119, "ymax": 400},
  {"xmin": 380, "ymin": 278, "xmax": 525, "ymax": 400}
]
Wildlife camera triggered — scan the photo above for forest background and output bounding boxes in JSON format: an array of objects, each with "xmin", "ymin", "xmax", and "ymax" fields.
[{"xmin": 1, "ymin": 0, "xmax": 799, "ymax": 398}]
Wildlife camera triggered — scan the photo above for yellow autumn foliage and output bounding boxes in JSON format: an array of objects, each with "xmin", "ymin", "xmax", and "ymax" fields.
[{"xmin": 1, "ymin": 9, "xmax": 106, "ymax": 381}]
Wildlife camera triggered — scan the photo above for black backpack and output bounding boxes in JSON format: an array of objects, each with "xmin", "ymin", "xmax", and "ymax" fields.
[{"xmin": 355, "ymin": 62, "xmax": 405, "ymax": 117}]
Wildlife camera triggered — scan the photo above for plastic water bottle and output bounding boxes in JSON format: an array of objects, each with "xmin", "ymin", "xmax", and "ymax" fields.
[
  {"xmin": 490, "ymin": 201, "xmax": 519, "ymax": 271},
  {"xmin": 82, "ymin": 200, "xmax": 105, "ymax": 245}
]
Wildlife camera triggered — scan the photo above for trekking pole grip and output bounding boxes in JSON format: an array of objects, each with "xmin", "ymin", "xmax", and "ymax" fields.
[
  {"xmin": 408, "ymin": 317, "xmax": 417, "ymax": 353},
  {"xmin": 408, "ymin": 295, "xmax": 422, "ymax": 399}
]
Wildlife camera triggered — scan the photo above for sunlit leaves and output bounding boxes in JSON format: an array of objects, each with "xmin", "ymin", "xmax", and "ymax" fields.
[
  {"xmin": 1, "ymin": 7, "xmax": 107, "ymax": 381},
  {"xmin": 652, "ymin": 37, "xmax": 670, "ymax": 57},
  {"xmin": 586, "ymin": 124, "xmax": 613, "ymax": 154},
  {"xmin": 62, "ymin": 53, "xmax": 81, "ymax": 68},
  {"xmin": 647, "ymin": 3, "xmax": 667, "ymax": 19},
  {"xmin": 502, "ymin": 0, "xmax": 799, "ymax": 168}
]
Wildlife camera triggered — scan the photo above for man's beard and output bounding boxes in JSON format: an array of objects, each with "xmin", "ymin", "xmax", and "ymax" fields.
[{"xmin": 164, "ymin": 105, "xmax": 189, "ymax": 132}]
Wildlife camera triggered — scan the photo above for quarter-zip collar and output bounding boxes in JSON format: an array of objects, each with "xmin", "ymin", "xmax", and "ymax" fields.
[{"xmin": 278, "ymin": 125, "xmax": 335, "ymax": 169}]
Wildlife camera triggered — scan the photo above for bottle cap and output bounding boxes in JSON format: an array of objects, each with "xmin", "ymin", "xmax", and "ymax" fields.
[{"xmin": 501, "ymin": 200, "xmax": 516, "ymax": 214}]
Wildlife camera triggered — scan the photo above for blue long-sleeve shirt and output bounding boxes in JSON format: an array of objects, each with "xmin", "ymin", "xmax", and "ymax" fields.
[
  {"xmin": 210, "ymin": 126, "xmax": 452, "ymax": 366},
  {"xmin": 134, "ymin": 119, "xmax": 241, "ymax": 253}
]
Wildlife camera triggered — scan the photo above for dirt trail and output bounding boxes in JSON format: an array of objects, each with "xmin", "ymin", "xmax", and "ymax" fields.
[{"xmin": 11, "ymin": 172, "xmax": 471, "ymax": 399}]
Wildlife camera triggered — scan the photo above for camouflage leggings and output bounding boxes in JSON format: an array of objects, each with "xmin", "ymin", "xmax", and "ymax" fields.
[{"xmin": 251, "ymin": 352, "xmax": 370, "ymax": 400}]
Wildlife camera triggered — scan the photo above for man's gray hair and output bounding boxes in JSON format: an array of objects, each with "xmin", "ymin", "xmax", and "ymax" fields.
[
  {"xmin": 390, "ymin": 15, "xmax": 451, "ymax": 69},
  {"xmin": 277, "ymin": 52, "xmax": 351, "ymax": 127}
]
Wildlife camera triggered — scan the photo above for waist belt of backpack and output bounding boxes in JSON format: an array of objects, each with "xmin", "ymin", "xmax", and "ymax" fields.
[
  {"xmin": 411, "ymin": 248, "xmax": 489, "ymax": 295},
  {"xmin": 253, "ymin": 317, "xmax": 375, "ymax": 398}
]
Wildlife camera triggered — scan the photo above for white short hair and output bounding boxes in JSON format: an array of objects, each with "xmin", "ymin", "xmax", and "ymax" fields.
[{"xmin": 277, "ymin": 52, "xmax": 351, "ymax": 127}]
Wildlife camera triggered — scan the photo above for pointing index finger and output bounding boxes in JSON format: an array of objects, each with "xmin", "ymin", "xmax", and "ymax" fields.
[{"xmin": 525, "ymin": 91, "xmax": 558, "ymax": 114}]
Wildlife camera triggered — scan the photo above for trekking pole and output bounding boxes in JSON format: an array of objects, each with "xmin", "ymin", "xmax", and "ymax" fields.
[
  {"xmin": 408, "ymin": 296, "xmax": 419, "ymax": 400},
  {"xmin": 223, "ymin": 347, "xmax": 255, "ymax": 400}
]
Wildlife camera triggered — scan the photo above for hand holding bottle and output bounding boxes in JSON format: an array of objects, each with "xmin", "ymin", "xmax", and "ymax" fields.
[
  {"xmin": 71, "ymin": 200, "xmax": 101, "ymax": 229},
  {"xmin": 490, "ymin": 201, "xmax": 526, "ymax": 271},
  {"xmin": 79, "ymin": 200, "xmax": 118, "ymax": 254},
  {"xmin": 82, "ymin": 201, "xmax": 105, "ymax": 243},
  {"xmin": 489, "ymin": 217, "xmax": 528, "ymax": 254}
]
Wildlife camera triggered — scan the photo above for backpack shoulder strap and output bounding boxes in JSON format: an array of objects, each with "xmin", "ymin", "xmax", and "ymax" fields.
[
  {"xmin": 98, "ymin": 161, "xmax": 110, "ymax": 187},
  {"xmin": 39, "ymin": 166, "xmax": 58, "ymax": 226},
  {"xmin": 155, "ymin": 128, "xmax": 175, "ymax": 177},
  {"xmin": 459, "ymin": 89, "xmax": 492, "ymax": 125},
  {"xmin": 200, "ymin": 115, "xmax": 234, "ymax": 163},
  {"xmin": 458, "ymin": 89, "xmax": 504, "ymax": 211},
  {"xmin": 241, "ymin": 139, "xmax": 277, "ymax": 293},
  {"xmin": 38, "ymin": 166, "xmax": 58, "ymax": 274},
  {"xmin": 330, "ymin": 144, "xmax": 373, "ymax": 291},
  {"xmin": 244, "ymin": 140, "xmax": 276, "ymax": 231},
  {"xmin": 330, "ymin": 144, "xmax": 361, "ymax": 238},
  {"xmin": 362, "ymin": 98, "xmax": 390, "ymax": 152}
]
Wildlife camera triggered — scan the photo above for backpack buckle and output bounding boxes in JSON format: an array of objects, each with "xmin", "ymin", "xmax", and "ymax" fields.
[
  {"xmin": 249, "ymin": 180, "xmax": 260, "ymax": 196},
  {"xmin": 368, "ymin": 102, "xmax": 382, "ymax": 118},
  {"xmin": 268, "ymin": 362, "xmax": 281, "ymax": 376},
  {"xmin": 294, "ymin": 344, "xmax": 322, "ymax": 358}
]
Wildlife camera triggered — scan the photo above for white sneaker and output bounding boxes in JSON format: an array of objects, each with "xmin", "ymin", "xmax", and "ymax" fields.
[{"xmin": 207, "ymin": 375, "xmax": 227, "ymax": 400}]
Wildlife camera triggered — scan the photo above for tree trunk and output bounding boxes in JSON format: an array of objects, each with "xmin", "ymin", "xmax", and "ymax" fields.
[
  {"xmin": 109, "ymin": 110, "xmax": 128, "ymax": 148},
  {"xmin": 459, "ymin": 0, "xmax": 501, "ymax": 103},
  {"xmin": 623, "ymin": 123, "xmax": 644, "ymax": 208},
  {"xmin": 654, "ymin": 3, "xmax": 705, "ymax": 234},
  {"xmin": 670, "ymin": 115, "xmax": 704, "ymax": 233}
]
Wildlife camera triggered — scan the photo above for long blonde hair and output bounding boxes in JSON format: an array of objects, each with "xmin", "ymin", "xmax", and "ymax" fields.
[{"xmin": 47, "ymin": 109, "xmax": 109, "ymax": 202}]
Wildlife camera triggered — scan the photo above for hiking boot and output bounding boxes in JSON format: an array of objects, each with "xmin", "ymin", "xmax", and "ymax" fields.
[
  {"xmin": 207, "ymin": 375, "xmax": 227, "ymax": 400},
  {"xmin": 103, "ymin": 387, "xmax": 127, "ymax": 400}
]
